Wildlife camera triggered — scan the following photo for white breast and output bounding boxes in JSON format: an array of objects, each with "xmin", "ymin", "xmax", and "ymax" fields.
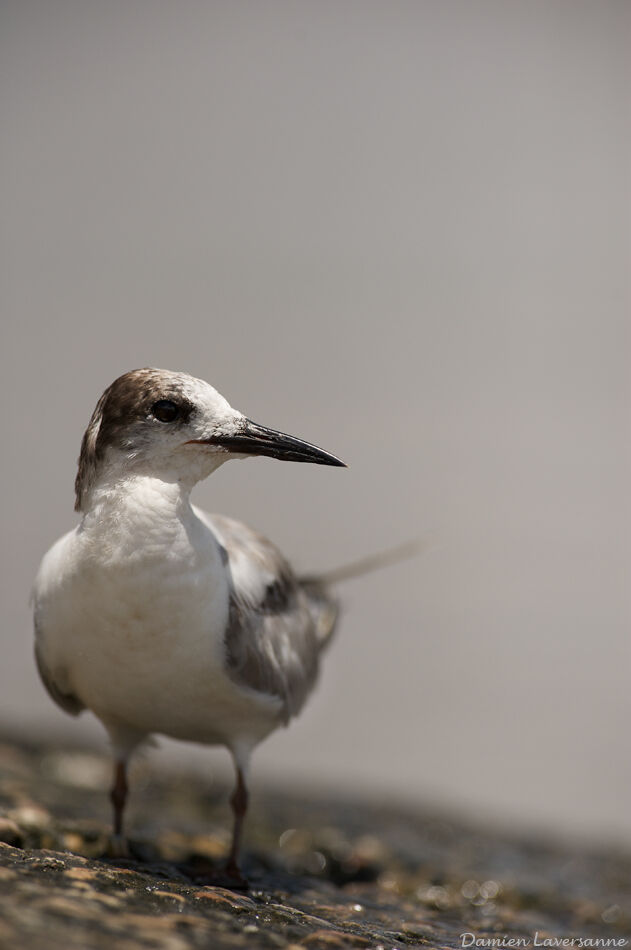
[{"xmin": 33, "ymin": 478, "xmax": 282, "ymax": 754}]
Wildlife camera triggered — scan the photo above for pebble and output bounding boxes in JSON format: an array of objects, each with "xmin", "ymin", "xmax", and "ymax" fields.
[{"xmin": 0, "ymin": 818, "xmax": 22, "ymax": 846}]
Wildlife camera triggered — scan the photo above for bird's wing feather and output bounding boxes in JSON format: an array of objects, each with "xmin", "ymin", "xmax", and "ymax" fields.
[
  {"xmin": 34, "ymin": 626, "xmax": 84, "ymax": 716},
  {"xmin": 32, "ymin": 533, "xmax": 86, "ymax": 717},
  {"xmin": 195, "ymin": 509, "xmax": 338, "ymax": 722}
]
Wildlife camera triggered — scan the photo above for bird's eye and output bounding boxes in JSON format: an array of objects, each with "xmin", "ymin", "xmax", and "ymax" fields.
[{"xmin": 151, "ymin": 399, "xmax": 180, "ymax": 423}]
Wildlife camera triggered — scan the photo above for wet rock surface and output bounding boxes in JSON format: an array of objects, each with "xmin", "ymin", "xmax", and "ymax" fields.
[{"xmin": 0, "ymin": 734, "xmax": 629, "ymax": 950}]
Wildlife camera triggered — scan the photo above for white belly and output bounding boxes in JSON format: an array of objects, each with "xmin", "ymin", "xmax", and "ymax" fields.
[{"xmin": 34, "ymin": 509, "xmax": 282, "ymax": 753}]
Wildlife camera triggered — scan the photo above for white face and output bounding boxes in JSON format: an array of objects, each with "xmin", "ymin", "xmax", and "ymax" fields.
[
  {"xmin": 75, "ymin": 368, "xmax": 344, "ymax": 510},
  {"xmin": 75, "ymin": 370, "xmax": 246, "ymax": 508},
  {"xmin": 116, "ymin": 373, "xmax": 248, "ymax": 483}
]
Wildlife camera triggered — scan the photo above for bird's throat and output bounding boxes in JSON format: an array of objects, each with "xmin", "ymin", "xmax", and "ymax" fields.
[{"xmin": 81, "ymin": 475, "xmax": 197, "ymax": 559}]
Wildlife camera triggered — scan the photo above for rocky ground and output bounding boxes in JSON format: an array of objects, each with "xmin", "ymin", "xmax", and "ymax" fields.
[{"xmin": 0, "ymin": 733, "xmax": 629, "ymax": 950}]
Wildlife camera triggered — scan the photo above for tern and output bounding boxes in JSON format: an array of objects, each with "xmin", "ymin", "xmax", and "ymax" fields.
[{"xmin": 32, "ymin": 368, "xmax": 348, "ymax": 882}]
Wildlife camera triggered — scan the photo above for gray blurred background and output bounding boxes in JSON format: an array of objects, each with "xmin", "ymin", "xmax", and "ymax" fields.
[{"xmin": 2, "ymin": 1, "xmax": 629, "ymax": 845}]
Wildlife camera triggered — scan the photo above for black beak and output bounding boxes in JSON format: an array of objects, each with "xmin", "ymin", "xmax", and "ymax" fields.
[{"xmin": 192, "ymin": 418, "xmax": 346, "ymax": 467}]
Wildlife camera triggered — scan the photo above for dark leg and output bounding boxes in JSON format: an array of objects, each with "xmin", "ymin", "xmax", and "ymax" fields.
[
  {"xmin": 178, "ymin": 755, "xmax": 251, "ymax": 888},
  {"xmin": 109, "ymin": 758, "xmax": 129, "ymax": 855},
  {"xmin": 225, "ymin": 764, "xmax": 248, "ymax": 878}
]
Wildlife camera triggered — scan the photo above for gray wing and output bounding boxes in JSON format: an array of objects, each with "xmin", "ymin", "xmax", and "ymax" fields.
[{"xmin": 204, "ymin": 513, "xmax": 339, "ymax": 723}]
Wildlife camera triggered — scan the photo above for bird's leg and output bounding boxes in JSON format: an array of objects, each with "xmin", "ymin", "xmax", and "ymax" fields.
[
  {"xmin": 109, "ymin": 758, "xmax": 129, "ymax": 856},
  {"xmin": 225, "ymin": 764, "xmax": 248, "ymax": 879},
  {"xmin": 180, "ymin": 756, "xmax": 251, "ymax": 888}
]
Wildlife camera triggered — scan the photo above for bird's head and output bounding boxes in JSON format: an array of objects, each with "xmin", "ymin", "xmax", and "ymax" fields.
[{"xmin": 74, "ymin": 368, "xmax": 345, "ymax": 512}]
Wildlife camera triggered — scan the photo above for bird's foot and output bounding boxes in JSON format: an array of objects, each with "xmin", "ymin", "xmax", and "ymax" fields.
[
  {"xmin": 107, "ymin": 833, "xmax": 130, "ymax": 858},
  {"xmin": 181, "ymin": 856, "xmax": 249, "ymax": 890},
  {"xmin": 224, "ymin": 860, "xmax": 248, "ymax": 889}
]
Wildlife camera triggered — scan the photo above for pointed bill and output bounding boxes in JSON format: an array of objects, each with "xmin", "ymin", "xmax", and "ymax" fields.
[{"xmin": 188, "ymin": 418, "xmax": 346, "ymax": 467}]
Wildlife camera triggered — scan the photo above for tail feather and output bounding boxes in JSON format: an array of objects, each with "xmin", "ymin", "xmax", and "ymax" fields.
[
  {"xmin": 300, "ymin": 539, "xmax": 423, "ymax": 588},
  {"xmin": 299, "ymin": 539, "xmax": 423, "ymax": 650}
]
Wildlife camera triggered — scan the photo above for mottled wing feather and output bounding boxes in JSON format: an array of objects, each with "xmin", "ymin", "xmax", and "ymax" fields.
[
  {"xmin": 202, "ymin": 512, "xmax": 339, "ymax": 722},
  {"xmin": 298, "ymin": 578, "xmax": 340, "ymax": 649}
]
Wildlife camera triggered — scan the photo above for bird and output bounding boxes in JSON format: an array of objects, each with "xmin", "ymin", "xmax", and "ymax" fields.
[{"xmin": 32, "ymin": 367, "xmax": 348, "ymax": 883}]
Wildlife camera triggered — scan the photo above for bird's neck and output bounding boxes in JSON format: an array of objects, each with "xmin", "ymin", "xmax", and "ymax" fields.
[{"xmin": 81, "ymin": 474, "xmax": 196, "ymax": 541}]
